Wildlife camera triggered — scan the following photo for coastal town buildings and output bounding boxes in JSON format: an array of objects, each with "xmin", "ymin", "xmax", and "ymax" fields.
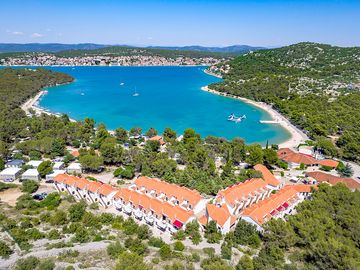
[
  {"xmin": 0, "ymin": 54, "xmax": 223, "ymax": 67},
  {"xmin": 26, "ymin": 160, "xmax": 43, "ymax": 169}
]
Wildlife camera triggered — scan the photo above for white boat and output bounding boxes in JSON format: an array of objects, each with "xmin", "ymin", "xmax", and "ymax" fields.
[
  {"xmin": 120, "ymin": 82, "xmax": 125, "ymax": 86},
  {"xmin": 228, "ymin": 113, "xmax": 246, "ymax": 123},
  {"xmin": 132, "ymin": 88, "xmax": 139, "ymax": 97}
]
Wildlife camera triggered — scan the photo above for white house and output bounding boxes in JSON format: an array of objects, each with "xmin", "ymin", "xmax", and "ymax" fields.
[
  {"xmin": 53, "ymin": 162, "xmax": 65, "ymax": 170},
  {"xmin": 66, "ymin": 162, "xmax": 82, "ymax": 174},
  {"xmin": 21, "ymin": 169, "xmax": 40, "ymax": 181},
  {"xmin": 97, "ymin": 184, "xmax": 118, "ymax": 207},
  {"xmin": 46, "ymin": 170, "xmax": 66, "ymax": 182},
  {"xmin": 0, "ymin": 168, "xmax": 22, "ymax": 181},
  {"xmin": 27, "ymin": 160, "xmax": 43, "ymax": 169}
]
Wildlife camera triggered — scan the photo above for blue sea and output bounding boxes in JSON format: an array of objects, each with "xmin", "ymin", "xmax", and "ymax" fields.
[{"xmin": 34, "ymin": 66, "xmax": 290, "ymax": 145}]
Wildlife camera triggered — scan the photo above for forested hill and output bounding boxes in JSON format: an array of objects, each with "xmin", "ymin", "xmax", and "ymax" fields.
[
  {"xmin": 54, "ymin": 46, "xmax": 226, "ymax": 58},
  {"xmin": 209, "ymin": 42, "xmax": 360, "ymax": 162},
  {"xmin": 0, "ymin": 68, "xmax": 73, "ymax": 143}
]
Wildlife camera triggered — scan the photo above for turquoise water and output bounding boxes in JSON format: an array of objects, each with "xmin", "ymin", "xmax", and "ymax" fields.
[{"xmin": 37, "ymin": 66, "xmax": 290, "ymax": 145}]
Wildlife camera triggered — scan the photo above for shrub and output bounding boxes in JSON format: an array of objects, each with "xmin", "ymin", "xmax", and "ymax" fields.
[
  {"xmin": 107, "ymin": 241, "xmax": 125, "ymax": 259},
  {"xmin": 47, "ymin": 229, "xmax": 61, "ymax": 240},
  {"xmin": 173, "ymin": 241, "xmax": 185, "ymax": 252},
  {"xmin": 0, "ymin": 241, "xmax": 13, "ymax": 258},
  {"xmin": 15, "ymin": 256, "xmax": 40, "ymax": 270},
  {"xmin": 159, "ymin": 244, "xmax": 172, "ymax": 260},
  {"xmin": 37, "ymin": 259, "xmax": 55, "ymax": 270},
  {"xmin": 21, "ymin": 180, "xmax": 39, "ymax": 193},
  {"xmin": 148, "ymin": 237, "xmax": 165, "ymax": 248},
  {"xmin": 68, "ymin": 201, "xmax": 86, "ymax": 222}
]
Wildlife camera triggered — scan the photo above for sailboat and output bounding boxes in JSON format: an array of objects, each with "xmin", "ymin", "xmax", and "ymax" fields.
[{"xmin": 132, "ymin": 87, "xmax": 139, "ymax": 97}]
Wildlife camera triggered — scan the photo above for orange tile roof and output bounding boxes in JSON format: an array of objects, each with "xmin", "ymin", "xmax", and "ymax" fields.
[
  {"xmin": 54, "ymin": 174, "xmax": 68, "ymax": 183},
  {"xmin": 71, "ymin": 150, "xmax": 80, "ymax": 157},
  {"xmin": 206, "ymin": 203, "xmax": 231, "ymax": 227},
  {"xmin": 306, "ymin": 171, "xmax": 360, "ymax": 190},
  {"xmin": 134, "ymin": 176, "xmax": 202, "ymax": 207},
  {"xmin": 217, "ymin": 178, "xmax": 268, "ymax": 206},
  {"xmin": 63, "ymin": 175, "xmax": 78, "ymax": 186},
  {"xmin": 290, "ymin": 184, "xmax": 317, "ymax": 193},
  {"xmin": 74, "ymin": 177, "xmax": 90, "ymax": 190},
  {"xmin": 98, "ymin": 184, "xmax": 117, "ymax": 196},
  {"xmin": 318, "ymin": 159, "xmax": 339, "ymax": 168},
  {"xmin": 114, "ymin": 187, "xmax": 194, "ymax": 224},
  {"xmin": 241, "ymin": 186, "xmax": 300, "ymax": 225},
  {"xmin": 198, "ymin": 215, "xmax": 208, "ymax": 226},
  {"xmin": 87, "ymin": 181, "xmax": 103, "ymax": 193},
  {"xmin": 149, "ymin": 136, "xmax": 166, "ymax": 145},
  {"xmin": 277, "ymin": 148, "xmax": 316, "ymax": 165},
  {"xmin": 254, "ymin": 164, "xmax": 280, "ymax": 187}
]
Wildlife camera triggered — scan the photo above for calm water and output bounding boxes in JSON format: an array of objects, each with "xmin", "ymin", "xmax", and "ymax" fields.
[{"xmin": 36, "ymin": 66, "xmax": 290, "ymax": 145}]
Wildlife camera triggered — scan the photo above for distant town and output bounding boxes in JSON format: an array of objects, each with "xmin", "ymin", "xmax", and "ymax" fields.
[{"xmin": 0, "ymin": 53, "xmax": 224, "ymax": 66}]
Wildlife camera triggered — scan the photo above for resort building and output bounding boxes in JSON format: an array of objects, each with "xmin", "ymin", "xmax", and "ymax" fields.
[
  {"xmin": 241, "ymin": 185, "xmax": 314, "ymax": 231},
  {"xmin": 199, "ymin": 204, "xmax": 236, "ymax": 234},
  {"xmin": 66, "ymin": 162, "xmax": 82, "ymax": 174},
  {"xmin": 306, "ymin": 171, "xmax": 360, "ymax": 191},
  {"xmin": 254, "ymin": 164, "xmax": 282, "ymax": 190},
  {"xmin": 21, "ymin": 169, "xmax": 40, "ymax": 181},
  {"xmin": 97, "ymin": 184, "xmax": 118, "ymax": 207},
  {"xmin": 46, "ymin": 170, "xmax": 66, "ymax": 182},
  {"xmin": 131, "ymin": 176, "xmax": 206, "ymax": 214},
  {"xmin": 5, "ymin": 159, "xmax": 24, "ymax": 168},
  {"xmin": 277, "ymin": 148, "xmax": 338, "ymax": 169},
  {"xmin": 215, "ymin": 178, "xmax": 271, "ymax": 216},
  {"xmin": 0, "ymin": 167, "xmax": 22, "ymax": 181},
  {"xmin": 26, "ymin": 160, "xmax": 43, "ymax": 169}
]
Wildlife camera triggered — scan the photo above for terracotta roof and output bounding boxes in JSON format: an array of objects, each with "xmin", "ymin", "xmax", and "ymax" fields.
[
  {"xmin": 318, "ymin": 159, "xmax": 339, "ymax": 168},
  {"xmin": 217, "ymin": 178, "xmax": 268, "ymax": 206},
  {"xmin": 198, "ymin": 215, "xmax": 208, "ymax": 226},
  {"xmin": 134, "ymin": 176, "xmax": 202, "ymax": 207},
  {"xmin": 306, "ymin": 171, "xmax": 360, "ymax": 190},
  {"xmin": 290, "ymin": 184, "xmax": 317, "ymax": 193},
  {"xmin": 63, "ymin": 175, "xmax": 78, "ymax": 186},
  {"xmin": 149, "ymin": 136, "xmax": 166, "ymax": 145},
  {"xmin": 71, "ymin": 150, "xmax": 80, "ymax": 157},
  {"xmin": 254, "ymin": 164, "xmax": 280, "ymax": 187},
  {"xmin": 241, "ymin": 186, "xmax": 300, "ymax": 225},
  {"xmin": 54, "ymin": 174, "xmax": 68, "ymax": 183},
  {"xmin": 206, "ymin": 203, "xmax": 231, "ymax": 227},
  {"xmin": 114, "ymin": 187, "xmax": 194, "ymax": 224},
  {"xmin": 74, "ymin": 177, "xmax": 90, "ymax": 190},
  {"xmin": 98, "ymin": 184, "xmax": 117, "ymax": 196},
  {"xmin": 277, "ymin": 148, "xmax": 316, "ymax": 165},
  {"xmin": 87, "ymin": 181, "xmax": 103, "ymax": 193}
]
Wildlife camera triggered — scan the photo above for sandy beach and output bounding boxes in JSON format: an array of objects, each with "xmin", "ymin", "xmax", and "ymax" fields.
[
  {"xmin": 201, "ymin": 85, "xmax": 308, "ymax": 148},
  {"xmin": 21, "ymin": 90, "xmax": 76, "ymax": 121}
]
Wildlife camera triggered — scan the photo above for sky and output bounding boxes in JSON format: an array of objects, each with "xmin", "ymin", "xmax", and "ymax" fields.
[{"xmin": 0, "ymin": 0, "xmax": 359, "ymax": 47}]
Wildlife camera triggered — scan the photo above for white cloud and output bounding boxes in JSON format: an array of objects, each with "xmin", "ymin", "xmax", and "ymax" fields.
[
  {"xmin": 147, "ymin": 37, "xmax": 153, "ymax": 40},
  {"xmin": 12, "ymin": 31, "xmax": 24, "ymax": 36},
  {"xmin": 31, "ymin": 32, "xmax": 44, "ymax": 38}
]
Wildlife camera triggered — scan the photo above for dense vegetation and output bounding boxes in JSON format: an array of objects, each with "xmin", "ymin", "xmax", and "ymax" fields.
[{"xmin": 210, "ymin": 42, "xmax": 360, "ymax": 162}]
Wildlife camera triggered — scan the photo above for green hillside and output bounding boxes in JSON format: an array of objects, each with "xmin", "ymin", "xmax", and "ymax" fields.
[{"xmin": 210, "ymin": 42, "xmax": 360, "ymax": 162}]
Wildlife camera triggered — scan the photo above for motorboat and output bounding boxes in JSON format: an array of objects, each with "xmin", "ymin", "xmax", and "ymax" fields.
[{"xmin": 228, "ymin": 113, "xmax": 246, "ymax": 123}]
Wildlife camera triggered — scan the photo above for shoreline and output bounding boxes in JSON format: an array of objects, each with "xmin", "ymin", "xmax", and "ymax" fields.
[
  {"xmin": 200, "ymin": 85, "xmax": 308, "ymax": 148},
  {"xmin": 21, "ymin": 88, "xmax": 76, "ymax": 122}
]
